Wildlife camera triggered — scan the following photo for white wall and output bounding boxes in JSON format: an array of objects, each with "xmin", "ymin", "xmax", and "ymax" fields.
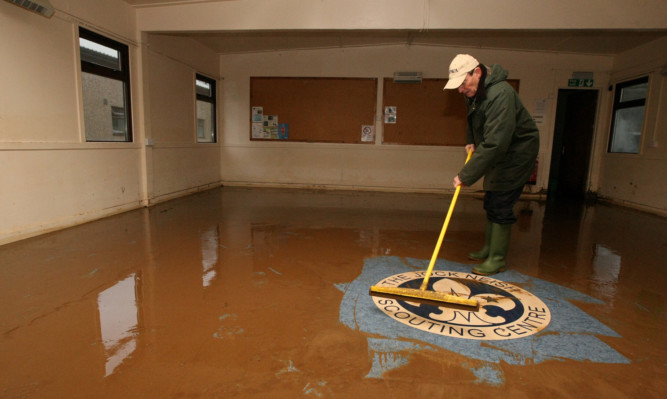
[
  {"xmin": 218, "ymin": 45, "xmax": 613, "ymax": 195},
  {"xmin": 1, "ymin": 0, "xmax": 665, "ymax": 246},
  {"xmin": 596, "ymin": 37, "xmax": 667, "ymax": 214},
  {"xmin": 134, "ymin": 0, "xmax": 667, "ymax": 216},
  {"xmin": 142, "ymin": 33, "xmax": 222, "ymax": 203},
  {"xmin": 136, "ymin": 0, "xmax": 667, "ymax": 31},
  {"xmin": 0, "ymin": 1, "xmax": 222, "ymax": 245},
  {"xmin": 0, "ymin": 0, "xmax": 144, "ymax": 245},
  {"xmin": 219, "ymin": 40, "xmax": 667, "ymax": 217}
]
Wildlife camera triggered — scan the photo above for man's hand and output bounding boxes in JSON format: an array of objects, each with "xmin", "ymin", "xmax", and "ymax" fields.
[{"xmin": 454, "ymin": 145, "xmax": 473, "ymax": 188}]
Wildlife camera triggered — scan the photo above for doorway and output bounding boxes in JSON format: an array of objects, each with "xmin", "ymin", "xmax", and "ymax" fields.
[{"xmin": 548, "ymin": 89, "xmax": 599, "ymax": 198}]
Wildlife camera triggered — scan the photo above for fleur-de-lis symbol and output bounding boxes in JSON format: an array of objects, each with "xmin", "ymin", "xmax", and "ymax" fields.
[{"xmin": 418, "ymin": 278, "xmax": 518, "ymax": 325}]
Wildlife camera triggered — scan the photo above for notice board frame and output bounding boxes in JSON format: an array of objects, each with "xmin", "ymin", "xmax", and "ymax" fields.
[{"xmin": 249, "ymin": 77, "xmax": 378, "ymax": 144}]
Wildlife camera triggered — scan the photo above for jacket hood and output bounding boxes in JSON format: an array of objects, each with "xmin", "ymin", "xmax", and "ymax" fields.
[{"xmin": 485, "ymin": 64, "xmax": 509, "ymax": 88}]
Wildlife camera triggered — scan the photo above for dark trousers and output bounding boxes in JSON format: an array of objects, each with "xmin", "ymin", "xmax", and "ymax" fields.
[{"xmin": 483, "ymin": 186, "xmax": 525, "ymax": 225}]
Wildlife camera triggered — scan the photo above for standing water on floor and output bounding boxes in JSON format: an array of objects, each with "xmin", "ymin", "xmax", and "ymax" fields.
[{"xmin": 0, "ymin": 187, "xmax": 664, "ymax": 398}]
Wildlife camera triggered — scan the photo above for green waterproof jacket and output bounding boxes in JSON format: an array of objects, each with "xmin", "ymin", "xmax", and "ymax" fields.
[{"xmin": 458, "ymin": 64, "xmax": 539, "ymax": 191}]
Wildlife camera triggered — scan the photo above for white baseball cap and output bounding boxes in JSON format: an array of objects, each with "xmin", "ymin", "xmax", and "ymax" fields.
[{"xmin": 443, "ymin": 54, "xmax": 479, "ymax": 90}]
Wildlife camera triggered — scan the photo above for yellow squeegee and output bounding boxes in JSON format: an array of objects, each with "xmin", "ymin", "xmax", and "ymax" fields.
[{"xmin": 369, "ymin": 150, "xmax": 478, "ymax": 308}]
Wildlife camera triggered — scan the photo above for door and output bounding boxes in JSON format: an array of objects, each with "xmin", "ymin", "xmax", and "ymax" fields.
[{"xmin": 548, "ymin": 89, "xmax": 599, "ymax": 198}]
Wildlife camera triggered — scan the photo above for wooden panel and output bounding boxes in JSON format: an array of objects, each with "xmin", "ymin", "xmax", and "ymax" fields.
[{"xmin": 250, "ymin": 77, "xmax": 377, "ymax": 144}]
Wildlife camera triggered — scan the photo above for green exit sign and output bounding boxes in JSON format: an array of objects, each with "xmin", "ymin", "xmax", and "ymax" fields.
[{"xmin": 568, "ymin": 78, "xmax": 594, "ymax": 87}]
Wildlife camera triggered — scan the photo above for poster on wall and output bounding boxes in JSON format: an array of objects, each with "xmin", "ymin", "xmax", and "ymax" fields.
[
  {"xmin": 384, "ymin": 106, "xmax": 397, "ymax": 124},
  {"xmin": 361, "ymin": 125, "xmax": 375, "ymax": 142},
  {"xmin": 252, "ymin": 106, "xmax": 264, "ymax": 122},
  {"xmin": 263, "ymin": 115, "xmax": 278, "ymax": 139},
  {"xmin": 278, "ymin": 124, "xmax": 289, "ymax": 140},
  {"xmin": 252, "ymin": 123, "xmax": 263, "ymax": 139}
]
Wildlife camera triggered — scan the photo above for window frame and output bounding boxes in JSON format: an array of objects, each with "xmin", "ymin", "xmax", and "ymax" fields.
[
  {"xmin": 111, "ymin": 106, "xmax": 126, "ymax": 135},
  {"xmin": 79, "ymin": 27, "xmax": 133, "ymax": 142},
  {"xmin": 195, "ymin": 73, "xmax": 217, "ymax": 144},
  {"xmin": 607, "ymin": 76, "xmax": 649, "ymax": 154}
]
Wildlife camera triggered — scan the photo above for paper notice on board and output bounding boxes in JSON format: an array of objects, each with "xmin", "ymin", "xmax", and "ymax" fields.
[
  {"xmin": 278, "ymin": 124, "xmax": 289, "ymax": 140},
  {"xmin": 263, "ymin": 115, "xmax": 278, "ymax": 127},
  {"xmin": 263, "ymin": 115, "xmax": 278, "ymax": 139},
  {"xmin": 252, "ymin": 123, "xmax": 263, "ymax": 138},
  {"xmin": 361, "ymin": 125, "xmax": 375, "ymax": 142},
  {"xmin": 252, "ymin": 107, "xmax": 263, "ymax": 123},
  {"xmin": 384, "ymin": 106, "xmax": 397, "ymax": 124}
]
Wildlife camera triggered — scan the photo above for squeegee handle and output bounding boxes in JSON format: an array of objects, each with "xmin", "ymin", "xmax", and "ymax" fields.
[{"xmin": 419, "ymin": 150, "xmax": 473, "ymax": 291}]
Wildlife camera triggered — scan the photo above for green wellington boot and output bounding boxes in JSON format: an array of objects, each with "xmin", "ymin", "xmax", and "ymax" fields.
[
  {"xmin": 473, "ymin": 222, "xmax": 512, "ymax": 276},
  {"xmin": 468, "ymin": 220, "xmax": 492, "ymax": 260}
]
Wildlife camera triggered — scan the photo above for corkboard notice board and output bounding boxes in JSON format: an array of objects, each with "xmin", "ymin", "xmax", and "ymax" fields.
[
  {"xmin": 250, "ymin": 77, "xmax": 378, "ymax": 144},
  {"xmin": 382, "ymin": 78, "xmax": 520, "ymax": 146}
]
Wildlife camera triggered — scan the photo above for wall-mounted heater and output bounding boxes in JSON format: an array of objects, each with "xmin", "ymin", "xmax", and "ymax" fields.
[
  {"xmin": 393, "ymin": 72, "xmax": 422, "ymax": 84},
  {"xmin": 4, "ymin": 0, "xmax": 55, "ymax": 18}
]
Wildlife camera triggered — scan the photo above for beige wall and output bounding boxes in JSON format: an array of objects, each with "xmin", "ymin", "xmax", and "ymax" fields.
[
  {"xmin": 219, "ymin": 39, "xmax": 665, "ymax": 215},
  {"xmin": 143, "ymin": 33, "xmax": 222, "ymax": 203},
  {"xmin": 598, "ymin": 38, "xmax": 667, "ymax": 215},
  {"xmin": 218, "ymin": 45, "xmax": 613, "ymax": 195},
  {"xmin": 135, "ymin": 0, "xmax": 667, "ymax": 31},
  {"xmin": 134, "ymin": 0, "xmax": 667, "ymax": 216},
  {"xmin": 596, "ymin": 37, "xmax": 667, "ymax": 214},
  {"xmin": 0, "ymin": 0, "xmax": 144, "ymax": 245},
  {"xmin": 0, "ymin": 1, "xmax": 222, "ymax": 245},
  {"xmin": 1, "ymin": 0, "xmax": 665, "ymax": 245}
]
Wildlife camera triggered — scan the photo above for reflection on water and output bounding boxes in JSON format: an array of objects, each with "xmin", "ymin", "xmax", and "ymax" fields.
[
  {"xmin": 358, "ymin": 228, "xmax": 390, "ymax": 257},
  {"xmin": 202, "ymin": 226, "xmax": 219, "ymax": 287},
  {"xmin": 97, "ymin": 274, "xmax": 138, "ymax": 377},
  {"xmin": 251, "ymin": 223, "xmax": 288, "ymax": 258},
  {"xmin": 591, "ymin": 244, "xmax": 621, "ymax": 302},
  {"xmin": 0, "ymin": 187, "xmax": 664, "ymax": 397}
]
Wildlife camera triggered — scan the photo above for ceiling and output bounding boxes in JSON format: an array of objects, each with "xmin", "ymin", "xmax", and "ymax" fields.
[
  {"xmin": 124, "ymin": 1, "xmax": 665, "ymax": 55},
  {"xmin": 173, "ymin": 29, "xmax": 666, "ymax": 56},
  {"xmin": 125, "ymin": 0, "xmax": 223, "ymax": 4}
]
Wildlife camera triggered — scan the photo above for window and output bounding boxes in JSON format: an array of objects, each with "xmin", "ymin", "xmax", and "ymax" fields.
[
  {"xmin": 608, "ymin": 76, "xmax": 648, "ymax": 154},
  {"xmin": 79, "ymin": 27, "xmax": 132, "ymax": 142},
  {"xmin": 196, "ymin": 74, "xmax": 216, "ymax": 143},
  {"xmin": 197, "ymin": 119, "xmax": 206, "ymax": 139},
  {"xmin": 111, "ymin": 106, "xmax": 126, "ymax": 135}
]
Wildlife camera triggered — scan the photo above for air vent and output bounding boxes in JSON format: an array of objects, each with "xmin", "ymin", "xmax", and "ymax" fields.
[
  {"xmin": 393, "ymin": 72, "xmax": 422, "ymax": 84},
  {"xmin": 4, "ymin": 0, "xmax": 55, "ymax": 18}
]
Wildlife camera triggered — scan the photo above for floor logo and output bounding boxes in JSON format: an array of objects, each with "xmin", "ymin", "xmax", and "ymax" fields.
[{"xmin": 371, "ymin": 270, "xmax": 551, "ymax": 340}]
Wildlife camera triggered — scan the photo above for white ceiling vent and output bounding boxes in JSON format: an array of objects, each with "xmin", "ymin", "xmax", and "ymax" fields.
[
  {"xmin": 4, "ymin": 0, "xmax": 55, "ymax": 18},
  {"xmin": 393, "ymin": 72, "xmax": 422, "ymax": 84},
  {"xmin": 394, "ymin": 72, "xmax": 422, "ymax": 83}
]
